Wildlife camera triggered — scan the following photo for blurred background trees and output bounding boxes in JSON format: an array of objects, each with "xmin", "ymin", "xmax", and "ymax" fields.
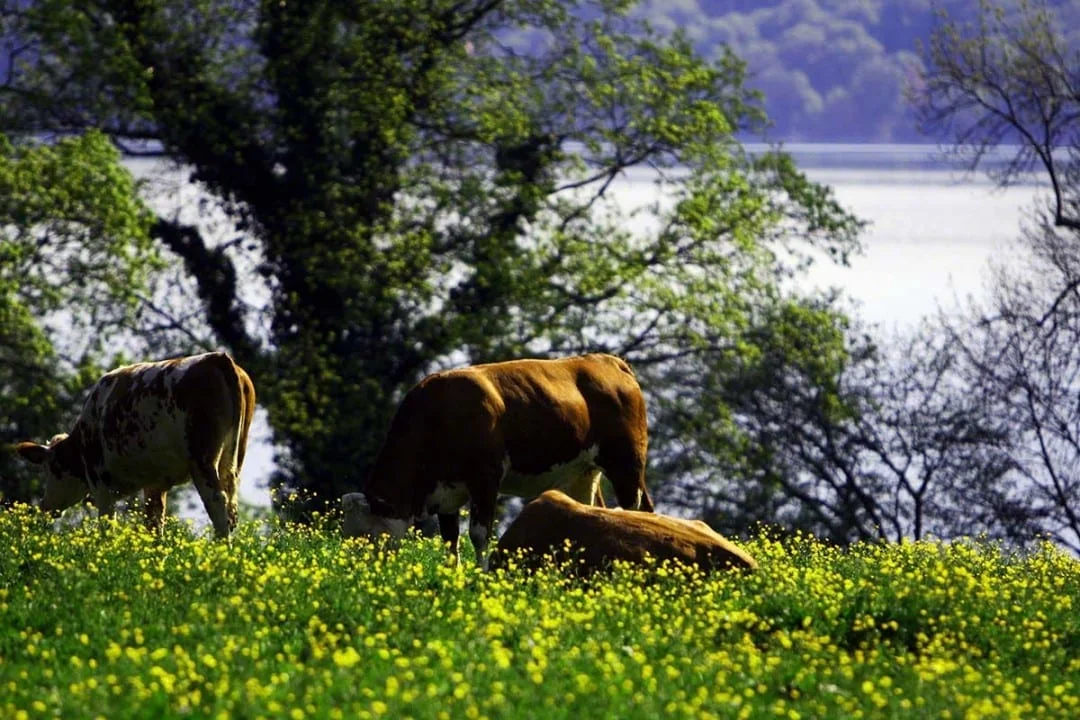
[
  {"xmin": 630, "ymin": 0, "xmax": 1080, "ymax": 142},
  {"xmin": 0, "ymin": 131, "xmax": 156, "ymax": 505},
  {"xmin": 909, "ymin": 0, "xmax": 1080, "ymax": 551},
  {"xmin": 0, "ymin": 0, "xmax": 861, "ymax": 519}
]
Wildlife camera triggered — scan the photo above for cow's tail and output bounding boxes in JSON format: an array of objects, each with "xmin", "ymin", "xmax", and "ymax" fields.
[
  {"xmin": 215, "ymin": 353, "xmax": 254, "ymax": 530},
  {"xmin": 231, "ymin": 359, "xmax": 256, "ymax": 477},
  {"xmin": 213, "ymin": 352, "xmax": 254, "ymax": 482}
]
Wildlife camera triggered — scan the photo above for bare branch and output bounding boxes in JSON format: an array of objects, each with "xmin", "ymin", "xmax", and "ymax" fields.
[{"xmin": 150, "ymin": 217, "xmax": 262, "ymax": 368}]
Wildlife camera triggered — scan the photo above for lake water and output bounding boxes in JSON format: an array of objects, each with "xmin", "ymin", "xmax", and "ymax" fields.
[{"xmin": 219, "ymin": 144, "xmax": 1045, "ymax": 508}]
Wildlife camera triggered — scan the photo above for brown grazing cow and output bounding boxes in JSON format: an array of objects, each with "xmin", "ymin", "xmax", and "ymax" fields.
[
  {"xmin": 14, "ymin": 352, "xmax": 255, "ymax": 538},
  {"xmin": 491, "ymin": 490, "xmax": 757, "ymax": 575},
  {"xmin": 342, "ymin": 354, "xmax": 654, "ymax": 566}
]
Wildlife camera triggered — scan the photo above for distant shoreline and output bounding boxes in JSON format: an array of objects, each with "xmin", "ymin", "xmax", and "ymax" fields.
[{"xmin": 743, "ymin": 142, "xmax": 1033, "ymax": 174}]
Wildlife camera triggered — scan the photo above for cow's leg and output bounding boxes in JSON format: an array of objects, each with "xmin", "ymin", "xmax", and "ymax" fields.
[
  {"xmin": 189, "ymin": 457, "xmax": 232, "ymax": 539},
  {"xmin": 216, "ymin": 444, "xmax": 241, "ymax": 533},
  {"xmin": 88, "ymin": 490, "xmax": 117, "ymax": 536},
  {"xmin": 597, "ymin": 441, "xmax": 654, "ymax": 512},
  {"xmin": 144, "ymin": 488, "xmax": 167, "ymax": 534},
  {"xmin": 438, "ymin": 513, "xmax": 461, "ymax": 563},
  {"xmin": 219, "ymin": 468, "xmax": 240, "ymax": 533},
  {"xmin": 565, "ymin": 468, "xmax": 603, "ymax": 506},
  {"xmin": 468, "ymin": 494, "xmax": 497, "ymax": 570},
  {"xmin": 93, "ymin": 488, "xmax": 116, "ymax": 521},
  {"xmin": 591, "ymin": 482, "xmax": 607, "ymax": 508},
  {"xmin": 458, "ymin": 449, "xmax": 505, "ymax": 569}
]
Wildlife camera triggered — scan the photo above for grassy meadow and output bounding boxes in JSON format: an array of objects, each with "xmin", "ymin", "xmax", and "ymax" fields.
[{"xmin": 1, "ymin": 504, "xmax": 1079, "ymax": 720}]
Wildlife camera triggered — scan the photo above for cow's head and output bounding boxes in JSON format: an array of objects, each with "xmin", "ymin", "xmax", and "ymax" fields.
[
  {"xmin": 340, "ymin": 492, "xmax": 411, "ymax": 543},
  {"xmin": 15, "ymin": 434, "xmax": 90, "ymax": 514}
]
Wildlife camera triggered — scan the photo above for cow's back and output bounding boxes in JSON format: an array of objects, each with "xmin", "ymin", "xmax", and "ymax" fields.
[
  {"xmin": 493, "ymin": 490, "xmax": 756, "ymax": 574},
  {"xmin": 474, "ymin": 354, "xmax": 645, "ymax": 475},
  {"xmin": 374, "ymin": 354, "xmax": 639, "ymax": 472},
  {"xmin": 78, "ymin": 352, "xmax": 248, "ymax": 493}
]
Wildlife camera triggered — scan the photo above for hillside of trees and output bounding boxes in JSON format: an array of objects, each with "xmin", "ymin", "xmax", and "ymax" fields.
[
  {"xmin": 634, "ymin": 0, "xmax": 1080, "ymax": 141},
  {"xmin": 2, "ymin": 1, "xmax": 1076, "ymax": 144}
]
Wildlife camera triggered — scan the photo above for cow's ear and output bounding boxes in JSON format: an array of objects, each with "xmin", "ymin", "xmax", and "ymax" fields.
[{"xmin": 14, "ymin": 442, "xmax": 50, "ymax": 465}]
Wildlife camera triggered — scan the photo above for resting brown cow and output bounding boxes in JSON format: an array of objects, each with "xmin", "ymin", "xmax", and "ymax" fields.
[
  {"xmin": 14, "ymin": 352, "xmax": 256, "ymax": 538},
  {"xmin": 343, "ymin": 354, "xmax": 654, "ymax": 566},
  {"xmin": 490, "ymin": 490, "xmax": 757, "ymax": 575}
]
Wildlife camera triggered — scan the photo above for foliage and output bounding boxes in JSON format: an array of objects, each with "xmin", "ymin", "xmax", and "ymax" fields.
[
  {"xmin": 1, "ymin": 507, "xmax": 1079, "ymax": 718},
  {"xmin": 842, "ymin": 326, "xmax": 1026, "ymax": 544},
  {"xmin": 0, "ymin": 0, "xmax": 862, "ymax": 517},
  {"xmin": 911, "ymin": 0, "xmax": 1080, "ymax": 551},
  {"xmin": 1, "ymin": 0, "xmax": 1062, "ymax": 143},
  {"xmin": 653, "ymin": 307, "xmax": 1026, "ymax": 546},
  {"xmin": 650, "ymin": 295, "xmax": 865, "ymax": 539},
  {"xmin": 941, "ymin": 224, "xmax": 1080, "ymax": 554},
  {"xmin": 912, "ymin": 0, "xmax": 1080, "ymax": 233},
  {"xmin": 0, "ymin": 299, "xmax": 65, "ymax": 505},
  {"xmin": 0, "ymin": 131, "xmax": 157, "ymax": 504}
]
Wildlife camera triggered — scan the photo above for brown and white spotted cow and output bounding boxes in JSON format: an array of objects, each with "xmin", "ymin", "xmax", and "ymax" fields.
[
  {"xmin": 15, "ymin": 352, "xmax": 255, "ymax": 538},
  {"xmin": 490, "ymin": 490, "xmax": 757, "ymax": 575},
  {"xmin": 341, "ymin": 353, "xmax": 654, "ymax": 567}
]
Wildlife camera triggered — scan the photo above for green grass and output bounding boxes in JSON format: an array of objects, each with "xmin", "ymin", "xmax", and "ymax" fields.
[{"xmin": 1, "ymin": 504, "xmax": 1079, "ymax": 720}]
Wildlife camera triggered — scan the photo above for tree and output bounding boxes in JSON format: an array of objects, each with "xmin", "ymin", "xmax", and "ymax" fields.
[
  {"xmin": 650, "ymin": 302, "xmax": 1025, "ymax": 545},
  {"xmin": 846, "ymin": 325, "xmax": 1026, "ymax": 544},
  {"xmin": 0, "ymin": 131, "xmax": 157, "ymax": 504},
  {"xmin": 910, "ymin": 0, "xmax": 1080, "ymax": 550},
  {"xmin": 939, "ymin": 224, "xmax": 1080, "ymax": 553},
  {"xmin": 648, "ymin": 295, "xmax": 875, "ymax": 542},
  {"xmin": 911, "ymin": 0, "xmax": 1079, "ymax": 232},
  {"xmin": 0, "ymin": 0, "xmax": 861, "ymax": 517}
]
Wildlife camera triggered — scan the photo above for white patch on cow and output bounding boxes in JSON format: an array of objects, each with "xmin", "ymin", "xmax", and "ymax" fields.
[
  {"xmin": 341, "ymin": 493, "xmax": 413, "ymax": 541},
  {"xmin": 502, "ymin": 445, "xmax": 602, "ymax": 504},
  {"xmin": 87, "ymin": 384, "xmax": 193, "ymax": 496},
  {"xmin": 341, "ymin": 492, "xmax": 366, "ymax": 513},
  {"xmin": 426, "ymin": 483, "xmax": 469, "ymax": 515}
]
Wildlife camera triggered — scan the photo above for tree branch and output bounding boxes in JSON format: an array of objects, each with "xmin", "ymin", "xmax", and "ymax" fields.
[
  {"xmin": 107, "ymin": 0, "xmax": 280, "ymax": 212},
  {"xmin": 151, "ymin": 218, "xmax": 262, "ymax": 369}
]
